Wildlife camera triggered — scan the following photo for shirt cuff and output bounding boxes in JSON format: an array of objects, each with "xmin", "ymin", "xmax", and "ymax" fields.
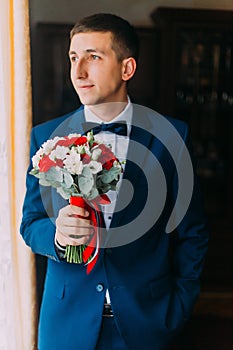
[{"xmin": 54, "ymin": 238, "xmax": 66, "ymax": 260}]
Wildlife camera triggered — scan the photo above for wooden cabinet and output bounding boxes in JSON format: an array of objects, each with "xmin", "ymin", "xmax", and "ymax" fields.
[{"xmin": 151, "ymin": 7, "xmax": 233, "ymax": 296}]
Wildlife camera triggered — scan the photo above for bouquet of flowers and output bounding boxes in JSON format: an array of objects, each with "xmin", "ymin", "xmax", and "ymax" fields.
[{"xmin": 30, "ymin": 131, "xmax": 122, "ymax": 272}]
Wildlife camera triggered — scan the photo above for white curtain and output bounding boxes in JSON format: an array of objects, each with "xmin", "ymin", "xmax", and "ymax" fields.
[{"xmin": 0, "ymin": 0, "xmax": 37, "ymax": 349}]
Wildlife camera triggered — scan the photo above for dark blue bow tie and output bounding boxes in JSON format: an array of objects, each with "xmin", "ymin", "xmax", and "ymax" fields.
[{"xmin": 82, "ymin": 121, "xmax": 127, "ymax": 136}]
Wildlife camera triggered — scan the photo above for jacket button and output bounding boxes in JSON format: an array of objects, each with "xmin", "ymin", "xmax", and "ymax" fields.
[{"xmin": 96, "ymin": 283, "xmax": 104, "ymax": 292}]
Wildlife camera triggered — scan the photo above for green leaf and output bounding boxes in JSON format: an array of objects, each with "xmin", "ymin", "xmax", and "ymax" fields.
[
  {"xmin": 87, "ymin": 130, "xmax": 94, "ymax": 147},
  {"xmin": 38, "ymin": 173, "xmax": 51, "ymax": 186},
  {"xmin": 82, "ymin": 166, "xmax": 92, "ymax": 177},
  {"xmin": 97, "ymin": 181, "xmax": 111, "ymax": 194},
  {"xmin": 78, "ymin": 167, "xmax": 94, "ymax": 195},
  {"xmin": 63, "ymin": 171, "xmax": 74, "ymax": 188},
  {"xmin": 99, "ymin": 167, "xmax": 121, "ymax": 184},
  {"xmin": 46, "ymin": 167, "xmax": 63, "ymax": 184},
  {"xmin": 29, "ymin": 168, "xmax": 39, "ymax": 177},
  {"xmin": 109, "ymin": 183, "xmax": 117, "ymax": 191},
  {"xmin": 57, "ymin": 186, "xmax": 72, "ymax": 200},
  {"xmin": 78, "ymin": 176, "xmax": 94, "ymax": 195},
  {"xmin": 87, "ymin": 187, "xmax": 99, "ymax": 200}
]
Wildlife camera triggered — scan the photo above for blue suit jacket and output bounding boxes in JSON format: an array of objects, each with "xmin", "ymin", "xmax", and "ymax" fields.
[{"xmin": 20, "ymin": 105, "xmax": 209, "ymax": 350}]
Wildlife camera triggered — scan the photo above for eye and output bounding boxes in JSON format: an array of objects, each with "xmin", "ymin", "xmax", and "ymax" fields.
[
  {"xmin": 91, "ymin": 54, "xmax": 100, "ymax": 60},
  {"xmin": 70, "ymin": 55, "xmax": 78, "ymax": 63}
]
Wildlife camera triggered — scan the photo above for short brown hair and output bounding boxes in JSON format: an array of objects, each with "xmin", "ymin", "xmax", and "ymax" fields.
[{"xmin": 70, "ymin": 13, "xmax": 139, "ymax": 63}]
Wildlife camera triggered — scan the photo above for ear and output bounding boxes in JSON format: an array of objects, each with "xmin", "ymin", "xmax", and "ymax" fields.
[{"xmin": 121, "ymin": 57, "xmax": 137, "ymax": 81}]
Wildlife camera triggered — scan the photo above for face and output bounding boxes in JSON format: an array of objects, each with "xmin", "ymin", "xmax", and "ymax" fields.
[{"xmin": 69, "ymin": 31, "xmax": 133, "ymax": 107}]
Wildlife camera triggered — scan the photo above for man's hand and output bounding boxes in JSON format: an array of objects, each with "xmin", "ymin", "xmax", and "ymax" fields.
[{"xmin": 55, "ymin": 204, "xmax": 94, "ymax": 247}]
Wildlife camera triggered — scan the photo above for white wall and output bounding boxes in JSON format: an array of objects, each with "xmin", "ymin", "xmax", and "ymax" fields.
[{"xmin": 29, "ymin": 0, "xmax": 233, "ymax": 27}]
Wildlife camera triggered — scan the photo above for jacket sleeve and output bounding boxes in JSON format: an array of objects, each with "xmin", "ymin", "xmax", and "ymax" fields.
[
  {"xmin": 166, "ymin": 122, "xmax": 209, "ymax": 329},
  {"xmin": 20, "ymin": 127, "xmax": 60, "ymax": 262}
]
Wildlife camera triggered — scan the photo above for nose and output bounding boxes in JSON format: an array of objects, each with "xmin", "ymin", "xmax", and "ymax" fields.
[{"xmin": 73, "ymin": 58, "xmax": 88, "ymax": 79}]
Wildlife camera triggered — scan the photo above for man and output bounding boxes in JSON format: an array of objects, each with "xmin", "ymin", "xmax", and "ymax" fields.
[{"xmin": 20, "ymin": 13, "xmax": 208, "ymax": 350}]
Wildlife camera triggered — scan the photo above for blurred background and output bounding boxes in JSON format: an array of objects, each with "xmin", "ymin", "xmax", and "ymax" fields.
[{"xmin": 29, "ymin": 1, "xmax": 233, "ymax": 349}]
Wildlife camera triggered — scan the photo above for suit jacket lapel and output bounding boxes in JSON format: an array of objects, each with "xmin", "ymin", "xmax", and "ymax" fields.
[
  {"xmin": 108, "ymin": 104, "xmax": 154, "ymax": 234},
  {"xmin": 48, "ymin": 106, "xmax": 86, "ymax": 139},
  {"xmin": 65, "ymin": 107, "xmax": 86, "ymax": 134}
]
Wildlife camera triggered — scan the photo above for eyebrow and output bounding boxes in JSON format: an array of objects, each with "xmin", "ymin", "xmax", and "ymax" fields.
[{"xmin": 69, "ymin": 48, "xmax": 106, "ymax": 56}]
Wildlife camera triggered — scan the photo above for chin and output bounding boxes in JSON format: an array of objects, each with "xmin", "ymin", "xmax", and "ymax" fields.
[{"xmin": 77, "ymin": 95, "xmax": 97, "ymax": 106}]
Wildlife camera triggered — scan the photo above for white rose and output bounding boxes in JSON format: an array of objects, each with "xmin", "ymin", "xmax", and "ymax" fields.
[
  {"xmin": 85, "ymin": 161, "xmax": 102, "ymax": 174},
  {"xmin": 49, "ymin": 146, "xmax": 69, "ymax": 161},
  {"xmin": 32, "ymin": 154, "xmax": 41, "ymax": 168},
  {"xmin": 41, "ymin": 136, "xmax": 60, "ymax": 154},
  {"xmin": 91, "ymin": 148, "xmax": 102, "ymax": 161},
  {"xmin": 63, "ymin": 149, "xmax": 83, "ymax": 175}
]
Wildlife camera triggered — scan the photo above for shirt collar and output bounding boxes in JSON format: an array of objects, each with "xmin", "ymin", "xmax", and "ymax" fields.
[{"xmin": 84, "ymin": 97, "xmax": 132, "ymax": 135}]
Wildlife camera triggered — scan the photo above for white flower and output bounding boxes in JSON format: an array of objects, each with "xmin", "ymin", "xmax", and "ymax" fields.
[
  {"xmin": 32, "ymin": 148, "xmax": 44, "ymax": 167},
  {"xmin": 41, "ymin": 136, "xmax": 60, "ymax": 154},
  {"xmin": 63, "ymin": 149, "xmax": 83, "ymax": 175},
  {"xmin": 76, "ymin": 145, "xmax": 91, "ymax": 156},
  {"xmin": 87, "ymin": 131, "xmax": 94, "ymax": 143},
  {"xmin": 49, "ymin": 146, "xmax": 69, "ymax": 161},
  {"xmin": 113, "ymin": 160, "xmax": 122, "ymax": 169},
  {"xmin": 86, "ymin": 161, "xmax": 102, "ymax": 174},
  {"xmin": 91, "ymin": 148, "xmax": 102, "ymax": 161}
]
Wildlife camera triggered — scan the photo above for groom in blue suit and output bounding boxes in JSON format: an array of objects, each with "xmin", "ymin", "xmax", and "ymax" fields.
[{"xmin": 20, "ymin": 13, "xmax": 208, "ymax": 350}]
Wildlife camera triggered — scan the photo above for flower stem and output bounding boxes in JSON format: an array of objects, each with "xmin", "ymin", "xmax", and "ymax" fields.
[{"xmin": 64, "ymin": 245, "xmax": 86, "ymax": 264}]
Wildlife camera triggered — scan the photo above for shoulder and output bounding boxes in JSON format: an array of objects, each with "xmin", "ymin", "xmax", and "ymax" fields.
[
  {"xmin": 162, "ymin": 115, "xmax": 189, "ymax": 138},
  {"xmin": 31, "ymin": 107, "xmax": 84, "ymax": 147},
  {"xmin": 33, "ymin": 109, "xmax": 77, "ymax": 136},
  {"xmin": 133, "ymin": 104, "xmax": 189, "ymax": 140},
  {"xmin": 149, "ymin": 109, "xmax": 189, "ymax": 141}
]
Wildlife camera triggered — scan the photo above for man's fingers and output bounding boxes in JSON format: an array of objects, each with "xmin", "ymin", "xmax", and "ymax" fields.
[
  {"xmin": 57, "ymin": 224, "xmax": 94, "ymax": 236},
  {"xmin": 70, "ymin": 204, "xmax": 90, "ymax": 217},
  {"xmin": 56, "ymin": 230, "xmax": 92, "ymax": 246},
  {"xmin": 57, "ymin": 216, "xmax": 92, "ymax": 229},
  {"xmin": 59, "ymin": 204, "xmax": 90, "ymax": 218},
  {"xmin": 55, "ymin": 204, "xmax": 94, "ymax": 246}
]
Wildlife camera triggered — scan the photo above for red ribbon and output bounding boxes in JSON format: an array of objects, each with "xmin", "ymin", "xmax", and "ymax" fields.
[{"xmin": 70, "ymin": 195, "xmax": 109, "ymax": 274}]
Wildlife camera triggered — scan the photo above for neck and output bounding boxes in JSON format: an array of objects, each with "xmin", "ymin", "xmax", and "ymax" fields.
[{"xmin": 87, "ymin": 99, "xmax": 128, "ymax": 122}]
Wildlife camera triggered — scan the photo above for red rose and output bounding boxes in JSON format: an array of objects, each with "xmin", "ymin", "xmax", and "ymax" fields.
[
  {"xmin": 74, "ymin": 136, "xmax": 87, "ymax": 146},
  {"xmin": 39, "ymin": 155, "xmax": 56, "ymax": 172},
  {"xmin": 92, "ymin": 142, "xmax": 99, "ymax": 148},
  {"xmin": 97, "ymin": 144, "xmax": 117, "ymax": 170},
  {"xmin": 55, "ymin": 159, "xmax": 64, "ymax": 168},
  {"xmin": 81, "ymin": 153, "xmax": 91, "ymax": 164},
  {"xmin": 55, "ymin": 137, "xmax": 75, "ymax": 147},
  {"xmin": 55, "ymin": 136, "xmax": 87, "ymax": 148},
  {"xmin": 102, "ymin": 159, "xmax": 116, "ymax": 170}
]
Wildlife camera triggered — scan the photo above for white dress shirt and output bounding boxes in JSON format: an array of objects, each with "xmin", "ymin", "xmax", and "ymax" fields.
[
  {"xmin": 84, "ymin": 101, "xmax": 132, "ymax": 230},
  {"xmin": 85, "ymin": 101, "xmax": 132, "ymax": 304}
]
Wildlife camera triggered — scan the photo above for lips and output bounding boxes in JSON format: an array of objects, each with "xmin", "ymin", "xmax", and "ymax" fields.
[{"xmin": 78, "ymin": 84, "xmax": 94, "ymax": 89}]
